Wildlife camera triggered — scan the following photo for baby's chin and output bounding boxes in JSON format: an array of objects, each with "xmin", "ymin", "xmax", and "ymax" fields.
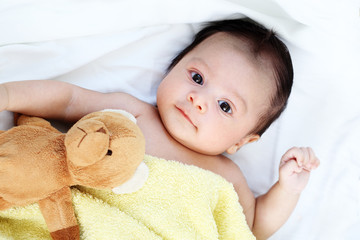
[{"xmin": 173, "ymin": 135, "xmax": 224, "ymax": 156}]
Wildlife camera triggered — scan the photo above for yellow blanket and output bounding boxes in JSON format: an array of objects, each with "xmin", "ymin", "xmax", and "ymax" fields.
[{"xmin": 0, "ymin": 155, "xmax": 255, "ymax": 239}]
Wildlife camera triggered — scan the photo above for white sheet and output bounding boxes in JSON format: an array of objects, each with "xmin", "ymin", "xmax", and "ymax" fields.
[{"xmin": 0, "ymin": 0, "xmax": 359, "ymax": 239}]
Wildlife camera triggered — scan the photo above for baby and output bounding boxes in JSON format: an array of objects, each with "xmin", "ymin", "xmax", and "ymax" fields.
[{"xmin": 0, "ymin": 18, "xmax": 319, "ymax": 239}]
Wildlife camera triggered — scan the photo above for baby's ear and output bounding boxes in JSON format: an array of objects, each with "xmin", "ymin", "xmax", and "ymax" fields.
[{"xmin": 226, "ymin": 134, "xmax": 260, "ymax": 155}]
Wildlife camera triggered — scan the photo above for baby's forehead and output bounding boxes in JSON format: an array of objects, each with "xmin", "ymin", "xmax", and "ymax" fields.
[
  {"xmin": 196, "ymin": 32, "xmax": 253, "ymax": 54},
  {"xmin": 190, "ymin": 32, "xmax": 275, "ymax": 81},
  {"xmin": 190, "ymin": 32, "xmax": 270, "ymax": 73}
]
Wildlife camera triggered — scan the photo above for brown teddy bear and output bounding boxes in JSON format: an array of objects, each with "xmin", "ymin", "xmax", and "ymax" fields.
[{"xmin": 0, "ymin": 110, "xmax": 147, "ymax": 239}]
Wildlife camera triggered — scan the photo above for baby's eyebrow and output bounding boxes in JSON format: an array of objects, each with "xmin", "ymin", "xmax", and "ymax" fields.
[
  {"xmin": 191, "ymin": 57, "xmax": 210, "ymax": 72},
  {"xmin": 232, "ymin": 93, "xmax": 248, "ymax": 114}
]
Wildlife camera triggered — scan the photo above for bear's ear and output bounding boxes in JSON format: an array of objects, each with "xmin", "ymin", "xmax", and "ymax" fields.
[
  {"xmin": 112, "ymin": 162, "xmax": 149, "ymax": 194},
  {"xmin": 101, "ymin": 109, "xmax": 137, "ymax": 123},
  {"xmin": 65, "ymin": 119, "xmax": 110, "ymax": 167}
]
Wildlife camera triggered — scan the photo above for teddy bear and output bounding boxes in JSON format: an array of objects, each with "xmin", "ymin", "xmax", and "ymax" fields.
[{"xmin": 0, "ymin": 109, "xmax": 148, "ymax": 240}]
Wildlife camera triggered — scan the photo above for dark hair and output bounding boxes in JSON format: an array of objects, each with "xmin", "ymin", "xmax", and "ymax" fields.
[{"xmin": 167, "ymin": 18, "xmax": 293, "ymax": 136}]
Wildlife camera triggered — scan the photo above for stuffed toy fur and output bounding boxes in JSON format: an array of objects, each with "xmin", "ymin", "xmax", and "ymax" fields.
[{"xmin": 0, "ymin": 110, "xmax": 147, "ymax": 239}]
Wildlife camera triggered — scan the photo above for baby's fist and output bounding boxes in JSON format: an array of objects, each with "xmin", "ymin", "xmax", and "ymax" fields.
[{"xmin": 279, "ymin": 147, "xmax": 320, "ymax": 194}]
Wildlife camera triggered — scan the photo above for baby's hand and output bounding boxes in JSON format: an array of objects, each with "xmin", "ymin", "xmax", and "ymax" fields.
[{"xmin": 279, "ymin": 147, "xmax": 320, "ymax": 194}]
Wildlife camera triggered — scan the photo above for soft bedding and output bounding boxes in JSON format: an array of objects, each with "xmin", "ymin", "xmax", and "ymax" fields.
[
  {"xmin": 0, "ymin": 0, "xmax": 359, "ymax": 239},
  {"xmin": 0, "ymin": 155, "xmax": 255, "ymax": 239}
]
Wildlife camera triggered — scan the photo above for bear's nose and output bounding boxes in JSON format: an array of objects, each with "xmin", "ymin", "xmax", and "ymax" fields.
[{"xmin": 96, "ymin": 127, "xmax": 107, "ymax": 134}]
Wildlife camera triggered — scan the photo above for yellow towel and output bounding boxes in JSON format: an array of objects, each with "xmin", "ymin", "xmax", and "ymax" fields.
[{"xmin": 0, "ymin": 155, "xmax": 255, "ymax": 239}]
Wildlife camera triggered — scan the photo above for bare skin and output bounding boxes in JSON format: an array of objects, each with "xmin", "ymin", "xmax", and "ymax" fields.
[{"xmin": 0, "ymin": 33, "xmax": 319, "ymax": 239}]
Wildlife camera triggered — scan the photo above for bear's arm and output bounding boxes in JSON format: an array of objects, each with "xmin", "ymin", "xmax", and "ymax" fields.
[
  {"xmin": 16, "ymin": 114, "xmax": 59, "ymax": 133},
  {"xmin": 38, "ymin": 187, "xmax": 79, "ymax": 240}
]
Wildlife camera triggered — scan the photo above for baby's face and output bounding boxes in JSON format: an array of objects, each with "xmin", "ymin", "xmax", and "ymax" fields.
[{"xmin": 157, "ymin": 33, "xmax": 274, "ymax": 155}]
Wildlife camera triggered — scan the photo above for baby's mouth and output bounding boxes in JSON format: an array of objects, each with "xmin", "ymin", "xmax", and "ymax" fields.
[{"xmin": 176, "ymin": 106, "xmax": 196, "ymax": 128}]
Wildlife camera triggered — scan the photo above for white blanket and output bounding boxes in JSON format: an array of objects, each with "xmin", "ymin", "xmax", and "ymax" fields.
[{"xmin": 0, "ymin": 0, "xmax": 359, "ymax": 239}]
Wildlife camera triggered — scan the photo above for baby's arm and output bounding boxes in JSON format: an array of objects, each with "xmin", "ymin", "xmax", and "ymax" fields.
[
  {"xmin": 252, "ymin": 147, "xmax": 320, "ymax": 240},
  {"xmin": 1, "ymin": 80, "xmax": 76, "ymax": 119},
  {"xmin": 0, "ymin": 80, "xmax": 145, "ymax": 121}
]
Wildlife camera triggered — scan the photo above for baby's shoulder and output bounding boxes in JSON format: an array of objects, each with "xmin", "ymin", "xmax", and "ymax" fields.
[
  {"xmin": 213, "ymin": 155, "xmax": 247, "ymax": 186},
  {"xmin": 191, "ymin": 154, "xmax": 247, "ymax": 190},
  {"xmin": 211, "ymin": 155, "xmax": 255, "ymax": 211}
]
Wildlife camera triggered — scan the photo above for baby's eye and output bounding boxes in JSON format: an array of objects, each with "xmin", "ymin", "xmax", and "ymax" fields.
[
  {"xmin": 218, "ymin": 100, "xmax": 232, "ymax": 114},
  {"xmin": 191, "ymin": 72, "xmax": 203, "ymax": 85}
]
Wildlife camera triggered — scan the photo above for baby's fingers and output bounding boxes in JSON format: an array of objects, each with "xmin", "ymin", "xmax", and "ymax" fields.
[
  {"xmin": 280, "ymin": 147, "xmax": 320, "ymax": 171},
  {"xmin": 307, "ymin": 148, "xmax": 320, "ymax": 170},
  {"xmin": 280, "ymin": 147, "xmax": 304, "ymax": 166},
  {"xmin": 300, "ymin": 147, "xmax": 319, "ymax": 170}
]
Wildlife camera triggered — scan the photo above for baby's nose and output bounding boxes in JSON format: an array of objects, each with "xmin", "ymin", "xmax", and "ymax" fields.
[{"xmin": 187, "ymin": 93, "xmax": 207, "ymax": 113}]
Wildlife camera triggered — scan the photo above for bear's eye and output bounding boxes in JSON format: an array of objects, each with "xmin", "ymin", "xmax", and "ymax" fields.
[{"xmin": 106, "ymin": 149, "xmax": 113, "ymax": 156}]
